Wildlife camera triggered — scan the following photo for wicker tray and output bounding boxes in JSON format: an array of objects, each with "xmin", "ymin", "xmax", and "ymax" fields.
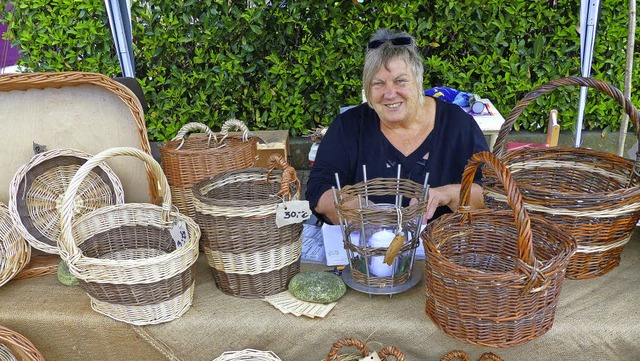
[
  {"xmin": 8, "ymin": 148, "xmax": 124, "ymax": 254},
  {"xmin": 159, "ymin": 119, "xmax": 258, "ymax": 220},
  {"xmin": 0, "ymin": 325, "xmax": 45, "ymax": 361},
  {"xmin": 0, "ymin": 71, "xmax": 158, "ymax": 204},
  {"xmin": 487, "ymin": 76, "xmax": 640, "ymax": 279},
  {"xmin": 0, "ymin": 203, "xmax": 30, "ymax": 287},
  {"xmin": 57, "ymin": 147, "xmax": 201, "ymax": 325},
  {"xmin": 422, "ymin": 151, "xmax": 576, "ymax": 347},
  {"xmin": 193, "ymin": 153, "xmax": 302, "ymax": 298}
]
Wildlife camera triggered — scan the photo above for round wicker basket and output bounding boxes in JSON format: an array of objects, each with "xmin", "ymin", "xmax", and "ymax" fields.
[
  {"xmin": 57, "ymin": 147, "xmax": 200, "ymax": 325},
  {"xmin": 488, "ymin": 76, "xmax": 640, "ymax": 279},
  {"xmin": 324, "ymin": 338, "xmax": 407, "ymax": 361},
  {"xmin": 9, "ymin": 148, "xmax": 125, "ymax": 254},
  {"xmin": 212, "ymin": 349, "xmax": 282, "ymax": 361},
  {"xmin": 0, "ymin": 325, "xmax": 45, "ymax": 361},
  {"xmin": 0, "ymin": 203, "xmax": 30, "ymax": 287}
]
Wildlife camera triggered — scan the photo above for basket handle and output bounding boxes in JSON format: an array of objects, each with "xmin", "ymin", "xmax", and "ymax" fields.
[
  {"xmin": 325, "ymin": 338, "xmax": 370, "ymax": 360},
  {"xmin": 58, "ymin": 147, "xmax": 172, "ymax": 260},
  {"xmin": 219, "ymin": 118, "xmax": 253, "ymax": 143},
  {"xmin": 377, "ymin": 345, "xmax": 407, "ymax": 361},
  {"xmin": 266, "ymin": 153, "xmax": 300, "ymax": 200},
  {"xmin": 171, "ymin": 122, "xmax": 219, "ymax": 149},
  {"xmin": 439, "ymin": 350, "xmax": 469, "ymax": 361},
  {"xmin": 492, "ymin": 76, "xmax": 640, "ymax": 158},
  {"xmin": 459, "ymin": 151, "xmax": 535, "ymax": 268}
]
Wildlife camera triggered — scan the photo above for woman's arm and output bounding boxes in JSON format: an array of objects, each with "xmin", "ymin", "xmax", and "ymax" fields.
[{"xmin": 422, "ymin": 183, "xmax": 485, "ymax": 220}]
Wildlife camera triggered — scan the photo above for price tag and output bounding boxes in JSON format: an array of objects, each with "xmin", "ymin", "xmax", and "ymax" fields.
[
  {"xmin": 169, "ymin": 220, "xmax": 189, "ymax": 248},
  {"xmin": 275, "ymin": 200, "xmax": 311, "ymax": 228},
  {"xmin": 359, "ymin": 352, "xmax": 382, "ymax": 361}
]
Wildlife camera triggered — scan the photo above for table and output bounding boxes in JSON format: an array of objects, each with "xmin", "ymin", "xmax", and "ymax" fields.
[
  {"xmin": 1, "ymin": 231, "xmax": 639, "ymax": 360},
  {"xmin": 462, "ymin": 98, "xmax": 506, "ymax": 149}
]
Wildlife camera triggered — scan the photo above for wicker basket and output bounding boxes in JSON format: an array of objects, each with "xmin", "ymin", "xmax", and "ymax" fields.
[
  {"xmin": 439, "ymin": 350, "xmax": 504, "ymax": 361},
  {"xmin": 57, "ymin": 147, "xmax": 201, "ymax": 325},
  {"xmin": 212, "ymin": 349, "xmax": 282, "ymax": 361},
  {"xmin": 193, "ymin": 153, "xmax": 302, "ymax": 298},
  {"xmin": 422, "ymin": 151, "xmax": 576, "ymax": 347},
  {"xmin": 487, "ymin": 76, "xmax": 640, "ymax": 279},
  {"xmin": 0, "ymin": 325, "xmax": 45, "ymax": 361},
  {"xmin": 159, "ymin": 119, "xmax": 258, "ymax": 221},
  {"xmin": 0, "ymin": 203, "xmax": 30, "ymax": 287},
  {"xmin": 8, "ymin": 148, "xmax": 125, "ymax": 255},
  {"xmin": 324, "ymin": 337, "xmax": 406, "ymax": 361}
]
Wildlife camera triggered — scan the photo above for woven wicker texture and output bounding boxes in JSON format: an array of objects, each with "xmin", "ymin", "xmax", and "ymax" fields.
[
  {"xmin": 335, "ymin": 178, "xmax": 428, "ymax": 288},
  {"xmin": 193, "ymin": 153, "xmax": 302, "ymax": 298},
  {"xmin": 0, "ymin": 325, "xmax": 45, "ymax": 361},
  {"xmin": 439, "ymin": 350, "xmax": 504, "ymax": 361},
  {"xmin": 0, "ymin": 203, "xmax": 30, "ymax": 287},
  {"xmin": 57, "ymin": 147, "xmax": 201, "ymax": 325},
  {"xmin": 159, "ymin": 119, "xmax": 258, "ymax": 220},
  {"xmin": 487, "ymin": 76, "xmax": 640, "ymax": 279},
  {"xmin": 0, "ymin": 72, "xmax": 158, "ymax": 204},
  {"xmin": 324, "ymin": 337, "xmax": 407, "ymax": 361},
  {"xmin": 8, "ymin": 148, "xmax": 125, "ymax": 255},
  {"xmin": 422, "ymin": 151, "xmax": 576, "ymax": 347},
  {"xmin": 212, "ymin": 349, "xmax": 282, "ymax": 361}
]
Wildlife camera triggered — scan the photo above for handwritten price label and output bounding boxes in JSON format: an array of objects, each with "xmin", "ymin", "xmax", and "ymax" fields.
[
  {"xmin": 276, "ymin": 200, "xmax": 311, "ymax": 228},
  {"xmin": 169, "ymin": 220, "xmax": 189, "ymax": 248}
]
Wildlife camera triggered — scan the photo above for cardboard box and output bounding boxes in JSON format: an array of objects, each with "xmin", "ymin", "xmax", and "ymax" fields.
[{"xmin": 253, "ymin": 130, "xmax": 290, "ymax": 168}]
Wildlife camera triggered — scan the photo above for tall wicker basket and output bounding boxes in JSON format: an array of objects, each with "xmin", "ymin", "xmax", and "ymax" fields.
[
  {"xmin": 192, "ymin": 154, "xmax": 302, "ymax": 298},
  {"xmin": 0, "ymin": 203, "xmax": 30, "ymax": 287},
  {"xmin": 57, "ymin": 147, "xmax": 201, "ymax": 325},
  {"xmin": 422, "ymin": 151, "xmax": 576, "ymax": 347},
  {"xmin": 486, "ymin": 76, "xmax": 640, "ymax": 279},
  {"xmin": 159, "ymin": 119, "xmax": 258, "ymax": 221}
]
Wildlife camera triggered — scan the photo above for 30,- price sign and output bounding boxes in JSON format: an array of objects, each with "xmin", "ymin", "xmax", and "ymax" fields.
[{"xmin": 275, "ymin": 200, "xmax": 311, "ymax": 228}]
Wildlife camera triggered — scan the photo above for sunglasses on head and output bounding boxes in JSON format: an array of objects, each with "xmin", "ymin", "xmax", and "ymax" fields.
[{"xmin": 367, "ymin": 36, "xmax": 412, "ymax": 50}]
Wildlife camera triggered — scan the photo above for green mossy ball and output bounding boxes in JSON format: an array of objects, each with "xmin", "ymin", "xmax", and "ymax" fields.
[
  {"xmin": 288, "ymin": 271, "xmax": 347, "ymax": 304},
  {"xmin": 56, "ymin": 260, "xmax": 79, "ymax": 286}
]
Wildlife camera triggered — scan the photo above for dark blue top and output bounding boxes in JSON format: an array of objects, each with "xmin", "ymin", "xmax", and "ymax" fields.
[{"xmin": 305, "ymin": 96, "xmax": 489, "ymax": 223}]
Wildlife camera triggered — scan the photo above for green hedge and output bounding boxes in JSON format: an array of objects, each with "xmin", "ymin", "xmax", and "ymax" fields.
[{"xmin": 2, "ymin": 0, "xmax": 638, "ymax": 141}]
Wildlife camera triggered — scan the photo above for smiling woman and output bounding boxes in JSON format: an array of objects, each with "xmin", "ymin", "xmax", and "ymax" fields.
[{"xmin": 305, "ymin": 28, "xmax": 489, "ymax": 225}]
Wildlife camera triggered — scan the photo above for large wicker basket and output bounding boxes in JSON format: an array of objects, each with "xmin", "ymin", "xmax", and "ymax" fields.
[
  {"xmin": 8, "ymin": 148, "xmax": 125, "ymax": 255},
  {"xmin": 422, "ymin": 151, "xmax": 576, "ymax": 347},
  {"xmin": 159, "ymin": 119, "xmax": 258, "ymax": 221},
  {"xmin": 0, "ymin": 325, "xmax": 45, "ymax": 361},
  {"xmin": 0, "ymin": 203, "xmax": 30, "ymax": 287},
  {"xmin": 486, "ymin": 76, "xmax": 640, "ymax": 279},
  {"xmin": 192, "ymin": 153, "xmax": 302, "ymax": 298},
  {"xmin": 57, "ymin": 147, "xmax": 200, "ymax": 325}
]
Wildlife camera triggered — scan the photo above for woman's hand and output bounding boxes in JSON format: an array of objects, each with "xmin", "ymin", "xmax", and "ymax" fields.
[{"xmin": 410, "ymin": 183, "xmax": 484, "ymax": 221}]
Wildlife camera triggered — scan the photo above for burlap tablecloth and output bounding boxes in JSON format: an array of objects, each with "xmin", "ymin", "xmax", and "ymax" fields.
[{"xmin": 1, "ymin": 231, "xmax": 639, "ymax": 360}]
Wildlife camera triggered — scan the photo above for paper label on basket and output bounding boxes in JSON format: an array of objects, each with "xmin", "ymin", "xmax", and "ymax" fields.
[
  {"xmin": 275, "ymin": 201, "xmax": 311, "ymax": 228},
  {"xmin": 170, "ymin": 220, "xmax": 189, "ymax": 248},
  {"xmin": 359, "ymin": 353, "xmax": 382, "ymax": 361}
]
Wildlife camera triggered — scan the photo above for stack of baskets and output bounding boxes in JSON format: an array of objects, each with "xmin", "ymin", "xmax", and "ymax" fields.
[
  {"xmin": 8, "ymin": 148, "xmax": 125, "ymax": 255},
  {"xmin": 485, "ymin": 76, "xmax": 640, "ymax": 279},
  {"xmin": 159, "ymin": 120, "xmax": 258, "ymax": 220},
  {"xmin": 422, "ymin": 151, "xmax": 576, "ymax": 347},
  {"xmin": 57, "ymin": 147, "xmax": 200, "ymax": 325},
  {"xmin": 192, "ymin": 153, "xmax": 302, "ymax": 298},
  {"xmin": 0, "ymin": 203, "xmax": 30, "ymax": 287}
]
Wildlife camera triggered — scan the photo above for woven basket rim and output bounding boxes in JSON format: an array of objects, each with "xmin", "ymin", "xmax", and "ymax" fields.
[
  {"xmin": 0, "ymin": 325, "xmax": 45, "ymax": 361},
  {"xmin": 0, "ymin": 203, "xmax": 31, "ymax": 287},
  {"xmin": 159, "ymin": 134, "xmax": 257, "ymax": 153}
]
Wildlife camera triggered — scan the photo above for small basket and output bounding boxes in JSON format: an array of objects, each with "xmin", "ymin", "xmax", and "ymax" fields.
[
  {"xmin": 58, "ymin": 147, "xmax": 201, "ymax": 325},
  {"xmin": 0, "ymin": 203, "xmax": 31, "ymax": 287},
  {"xmin": 159, "ymin": 119, "xmax": 258, "ymax": 220},
  {"xmin": 8, "ymin": 148, "xmax": 125, "ymax": 254},
  {"xmin": 192, "ymin": 153, "xmax": 302, "ymax": 298},
  {"xmin": 422, "ymin": 151, "xmax": 576, "ymax": 347},
  {"xmin": 487, "ymin": 76, "xmax": 640, "ymax": 279},
  {"xmin": 324, "ymin": 337, "xmax": 406, "ymax": 361},
  {"xmin": 212, "ymin": 349, "xmax": 282, "ymax": 361},
  {"xmin": 0, "ymin": 325, "xmax": 45, "ymax": 361}
]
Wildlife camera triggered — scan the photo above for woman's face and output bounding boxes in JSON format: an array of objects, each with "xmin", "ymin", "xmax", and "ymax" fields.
[{"xmin": 369, "ymin": 57, "xmax": 420, "ymax": 125}]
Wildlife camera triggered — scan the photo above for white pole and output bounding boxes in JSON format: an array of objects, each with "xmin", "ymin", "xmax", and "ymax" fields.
[{"xmin": 575, "ymin": 0, "xmax": 600, "ymax": 147}]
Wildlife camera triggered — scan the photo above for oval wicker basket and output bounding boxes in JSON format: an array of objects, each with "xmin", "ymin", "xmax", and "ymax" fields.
[
  {"xmin": 159, "ymin": 119, "xmax": 258, "ymax": 221},
  {"xmin": 0, "ymin": 325, "xmax": 45, "ymax": 361},
  {"xmin": 8, "ymin": 148, "xmax": 125, "ymax": 255},
  {"xmin": 212, "ymin": 349, "xmax": 282, "ymax": 361},
  {"xmin": 487, "ymin": 76, "xmax": 640, "ymax": 279},
  {"xmin": 192, "ymin": 153, "xmax": 302, "ymax": 298},
  {"xmin": 324, "ymin": 337, "xmax": 406, "ymax": 361},
  {"xmin": 57, "ymin": 147, "xmax": 201, "ymax": 325},
  {"xmin": 422, "ymin": 151, "xmax": 576, "ymax": 347},
  {"xmin": 0, "ymin": 203, "xmax": 30, "ymax": 287}
]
